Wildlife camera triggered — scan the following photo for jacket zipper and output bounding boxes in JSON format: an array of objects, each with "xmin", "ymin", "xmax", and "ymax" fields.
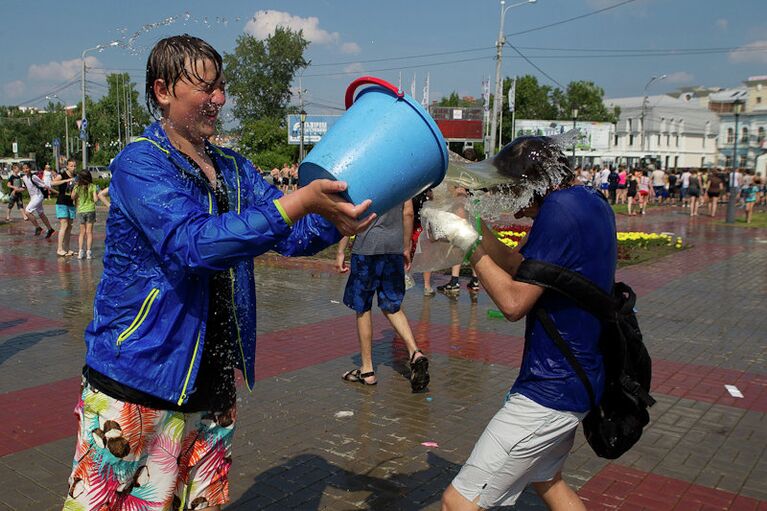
[
  {"xmin": 177, "ymin": 330, "xmax": 202, "ymax": 405},
  {"xmin": 116, "ymin": 288, "xmax": 160, "ymax": 350}
]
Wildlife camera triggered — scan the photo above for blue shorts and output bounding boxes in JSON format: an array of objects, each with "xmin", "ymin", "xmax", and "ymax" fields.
[
  {"xmin": 600, "ymin": 183, "xmax": 609, "ymax": 190},
  {"xmin": 55, "ymin": 204, "xmax": 76, "ymax": 219},
  {"xmin": 343, "ymin": 254, "xmax": 405, "ymax": 313},
  {"xmin": 653, "ymin": 186, "xmax": 666, "ymax": 197}
]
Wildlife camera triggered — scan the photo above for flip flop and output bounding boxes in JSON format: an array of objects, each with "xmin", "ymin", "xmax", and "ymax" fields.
[{"xmin": 342, "ymin": 368, "xmax": 377, "ymax": 385}]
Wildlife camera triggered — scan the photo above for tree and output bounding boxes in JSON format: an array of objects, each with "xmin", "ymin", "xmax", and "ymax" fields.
[
  {"xmin": 508, "ymin": 75, "xmax": 558, "ymax": 121},
  {"xmin": 224, "ymin": 27, "xmax": 309, "ymax": 121},
  {"xmin": 437, "ymin": 92, "xmax": 480, "ymax": 108},
  {"xmin": 224, "ymin": 27, "xmax": 309, "ymax": 167},
  {"xmin": 88, "ymin": 73, "xmax": 150, "ymax": 165},
  {"xmin": 237, "ymin": 117, "xmax": 296, "ymax": 170},
  {"xmin": 553, "ymin": 81, "xmax": 618, "ymax": 123}
]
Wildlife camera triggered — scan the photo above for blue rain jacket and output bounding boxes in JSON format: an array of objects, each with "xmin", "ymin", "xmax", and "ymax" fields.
[{"xmin": 84, "ymin": 122, "xmax": 340, "ymax": 405}]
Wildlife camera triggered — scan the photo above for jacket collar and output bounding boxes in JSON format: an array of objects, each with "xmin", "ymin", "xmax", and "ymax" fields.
[{"xmin": 141, "ymin": 121, "xmax": 225, "ymax": 183}]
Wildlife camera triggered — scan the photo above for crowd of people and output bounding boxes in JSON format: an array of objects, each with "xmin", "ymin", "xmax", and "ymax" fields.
[
  {"xmin": 269, "ymin": 161, "xmax": 299, "ymax": 193},
  {"xmin": 577, "ymin": 164, "xmax": 765, "ymax": 221},
  {"xmin": 3, "ymin": 159, "xmax": 110, "ymax": 256}
]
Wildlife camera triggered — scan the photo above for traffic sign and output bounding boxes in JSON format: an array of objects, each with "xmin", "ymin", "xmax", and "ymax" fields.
[
  {"xmin": 53, "ymin": 138, "xmax": 60, "ymax": 148},
  {"xmin": 81, "ymin": 118, "xmax": 88, "ymax": 130},
  {"xmin": 79, "ymin": 129, "xmax": 88, "ymax": 141}
]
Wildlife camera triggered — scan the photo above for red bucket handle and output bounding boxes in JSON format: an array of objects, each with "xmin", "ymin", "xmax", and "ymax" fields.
[{"xmin": 344, "ymin": 76, "xmax": 404, "ymax": 109}]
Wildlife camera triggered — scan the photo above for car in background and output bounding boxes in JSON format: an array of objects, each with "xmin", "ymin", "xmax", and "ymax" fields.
[{"xmin": 86, "ymin": 166, "xmax": 111, "ymax": 179}]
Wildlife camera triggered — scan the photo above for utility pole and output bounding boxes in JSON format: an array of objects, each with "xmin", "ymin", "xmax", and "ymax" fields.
[
  {"xmin": 641, "ymin": 75, "xmax": 667, "ymax": 154},
  {"xmin": 116, "ymin": 74, "xmax": 122, "ymax": 150},
  {"xmin": 726, "ymin": 100, "xmax": 744, "ymax": 223},
  {"xmin": 488, "ymin": 0, "xmax": 537, "ymax": 158},
  {"xmin": 298, "ymin": 76, "xmax": 306, "ymax": 161}
]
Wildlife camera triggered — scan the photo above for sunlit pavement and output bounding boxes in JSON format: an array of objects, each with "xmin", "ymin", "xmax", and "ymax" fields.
[{"xmin": 0, "ymin": 203, "xmax": 765, "ymax": 510}]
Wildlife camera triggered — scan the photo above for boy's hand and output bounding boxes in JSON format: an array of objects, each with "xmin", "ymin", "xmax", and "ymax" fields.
[
  {"xmin": 302, "ymin": 180, "xmax": 376, "ymax": 236},
  {"xmin": 335, "ymin": 251, "xmax": 349, "ymax": 273}
]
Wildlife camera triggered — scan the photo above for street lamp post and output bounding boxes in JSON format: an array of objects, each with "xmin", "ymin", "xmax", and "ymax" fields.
[
  {"xmin": 640, "ymin": 74, "xmax": 667, "ymax": 154},
  {"xmin": 299, "ymin": 109, "xmax": 307, "ymax": 162},
  {"xmin": 726, "ymin": 99, "xmax": 744, "ymax": 224},
  {"xmin": 81, "ymin": 41, "xmax": 118, "ymax": 170},
  {"xmin": 46, "ymin": 94, "xmax": 69, "ymax": 168},
  {"xmin": 487, "ymin": 0, "xmax": 537, "ymax": 159},
  {"xmin": 571, "ymin": 107, "xmax": 578, "ymax": 166}
]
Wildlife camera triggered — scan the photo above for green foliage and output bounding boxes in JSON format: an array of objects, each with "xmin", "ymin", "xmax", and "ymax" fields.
[
  {"xmin": 552, "ymin": 81, "xmax": 617, "ymax": 123},
  {"xmin": 237, "ymin": 117, "xmax": 297, "ymax": 170},
  {"xmin": 437, "ymin": 92, "xmax": 480, "ymax": 108},
  {"xmin": 0, "ymin": 73, "xmax": 148, "ymax": 168},
  {"xmin": 224, "ymin": 27, "xmax": 309, "ymax": 121}
]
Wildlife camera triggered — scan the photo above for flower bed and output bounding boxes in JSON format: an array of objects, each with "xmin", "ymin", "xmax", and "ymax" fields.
[{"xmin": 492, "ymin": 224, "xmax": 684, "ymax": 263}]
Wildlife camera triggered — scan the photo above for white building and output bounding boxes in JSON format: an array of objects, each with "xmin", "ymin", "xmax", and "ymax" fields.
[
  {"xmin": 603, "ymin": 95, "xmax": 719, "ymax": 170},
  {"xmin": 711, "ymin": 76, "xmax": 767, "ymax": 174}
]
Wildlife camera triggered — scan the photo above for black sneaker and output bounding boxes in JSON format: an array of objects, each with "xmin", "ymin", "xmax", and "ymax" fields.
[
  {"xmin": 467, "ymin": 278, "xmax": 480, "ymax": 292},
  {"xmin": 45, "ymin": 228, "xmax": 55, "ymax": 239},
  {"xmin": 437, "ymin": 281, "xmax": 460, "ymax": 293},
  {"xmin": 34, "ymin": 227, "xmax": 43, "ymax": 236}
]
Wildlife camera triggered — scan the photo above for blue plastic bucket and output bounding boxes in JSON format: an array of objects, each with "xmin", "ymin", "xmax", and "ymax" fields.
[{"xmin": 299, "ymin": 76, "xmax": 448, "ymax": 216}]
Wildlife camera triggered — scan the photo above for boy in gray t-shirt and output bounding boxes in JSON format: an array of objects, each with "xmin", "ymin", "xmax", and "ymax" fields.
[{"xmin": 335, "ymin": 200, "xmax": 430, "ymax": 392}]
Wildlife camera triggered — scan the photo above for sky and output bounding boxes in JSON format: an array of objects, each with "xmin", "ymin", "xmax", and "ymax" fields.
[{"xmin": 1, "ymin": 0, "xmax": 766, "ymax": 120}]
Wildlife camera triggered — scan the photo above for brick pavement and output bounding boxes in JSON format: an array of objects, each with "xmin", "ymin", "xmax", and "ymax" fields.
[{"xmin": 0, "ymin": 203, "xmax": 765, "ymax": 510}]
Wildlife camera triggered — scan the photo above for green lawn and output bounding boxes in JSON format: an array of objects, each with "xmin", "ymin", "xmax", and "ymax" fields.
[{"xmin": 716, "ymin": 211, "xmax": 767, "ymax": 228}]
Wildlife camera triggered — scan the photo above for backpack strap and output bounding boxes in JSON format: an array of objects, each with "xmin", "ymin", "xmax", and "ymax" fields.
[
  {"xmin": 515, "ymin": 259, "xmax": 615, "ymax": 320},
  {"xmin": 535, "ymin": 307, "xmax": 597, "ymax": 411}
]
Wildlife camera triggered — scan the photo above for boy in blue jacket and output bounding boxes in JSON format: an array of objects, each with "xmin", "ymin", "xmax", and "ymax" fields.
[{"xmin": 64, "ymin": 35, "xmax": 375, "ymax": 511}]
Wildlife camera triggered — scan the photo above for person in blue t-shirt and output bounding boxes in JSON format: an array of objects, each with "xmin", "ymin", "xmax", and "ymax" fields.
[{"xmin": 438, "ymin": 136, "xmax": 617, "ymax": 511}]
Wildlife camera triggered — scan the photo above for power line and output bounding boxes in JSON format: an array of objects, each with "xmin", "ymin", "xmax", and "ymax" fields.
[
  {"xmin": 506, "ymin": 43, "xmax": 565, "ymax": 89},
  {"xmin": 507, "ymin": 0, "xmax": 640, "ymax": 37},
  {"xmin": 302, "ymin": 55, "xmax": 493, "ymax": 78}
]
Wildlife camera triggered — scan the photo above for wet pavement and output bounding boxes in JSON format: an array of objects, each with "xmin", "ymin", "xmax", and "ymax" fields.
[{"xmin": 0, "ymin": 203, "xmax": 766, "ymax": 510}]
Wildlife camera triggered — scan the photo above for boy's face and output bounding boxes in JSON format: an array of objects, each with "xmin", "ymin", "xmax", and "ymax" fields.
[
  {"xmin": 155, "ymin": 58, "xmax": 225, "ymax": 142},
  {"xmin": 21, "ymin": 165, "xmax": 30, "ymax": 175}
]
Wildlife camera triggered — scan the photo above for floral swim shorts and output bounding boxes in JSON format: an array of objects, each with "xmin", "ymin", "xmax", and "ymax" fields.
[{"xmin": 64, "ymin": 379, "xmax": 236, "ymax": 511}]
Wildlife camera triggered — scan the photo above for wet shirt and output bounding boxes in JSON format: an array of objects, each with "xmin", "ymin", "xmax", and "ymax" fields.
[
  {"xmin": 352, "ymin": 206, "xmax": 404, "ymax": 255},
  {"xmin": 21, "ymin": 174, "xmax": 45, "ymax": 200},
  {"xmin": 55, "ymin": 175, "xmax": 75, "ymax": 206},
  {"xmin": 7, "ymin": 174, "xmax": 23, "ymax": 195},
  {"xmin": 86, "ymin": 150, "xmax": 237, "ymax": 413},
  {"xmin": 512, "ymin": 186, "xmax": 616, "ymax": 413}
]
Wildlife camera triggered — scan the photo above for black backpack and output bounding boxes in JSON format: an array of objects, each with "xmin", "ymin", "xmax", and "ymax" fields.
[{"xmin": 515, "ymin": 259, "xmax": 655, "ymax": 459}]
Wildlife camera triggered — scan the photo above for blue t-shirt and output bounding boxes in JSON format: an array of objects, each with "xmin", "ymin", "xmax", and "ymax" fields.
[{"xmin": 511, "ymin": 186, "xmax": 617, "ymax": 413}]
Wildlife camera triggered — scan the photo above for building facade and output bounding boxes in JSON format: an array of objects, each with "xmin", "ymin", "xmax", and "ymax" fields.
[
  {"xmin": 712, "ymin": 76, "xmax": 767, "ymax": 174},
  {"xmin": 603, "ymin": 95, "xmax": 719, "ymax": 169}
]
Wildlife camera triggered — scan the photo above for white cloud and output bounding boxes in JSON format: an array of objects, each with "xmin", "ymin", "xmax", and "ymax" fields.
[
  {"xmin": 343, "ymin": 63, "xmax": 365, "ymax": 75},
  {"xmin": 666, "ymin": 71, "xmax": 694, "ymax": 84},
  {"xmin": 245, "ymin": 10, "xmax": 339, "ymax": 44},
  {"xmin": 715, "ymin": 18, "xmax": 728, "ymax": 31},
  {"xmin": 244, "ymin": 10, "xmax": 360, "ymax": 55},
  {"xmin": 340, "ymin": 42, "xmax": 361, "ymax": 55},
  {"xmin": 3, "ymin": 80, "xmax": 25, "ymax": 99},
  {"xmin": 729, "ymin": 40, "xmax": 767, "ymax": 64},
  {"xmin": 28, "ymin": 56, "xmax": 101, "ymax": 81}
]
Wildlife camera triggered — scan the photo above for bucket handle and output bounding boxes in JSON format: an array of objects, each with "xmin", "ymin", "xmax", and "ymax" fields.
[{"xmin": 345, "ymin": 76, "xmax": 404, "ymax": 109}]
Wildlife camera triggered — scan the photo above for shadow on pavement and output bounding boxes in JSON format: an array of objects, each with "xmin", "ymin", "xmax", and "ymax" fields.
[{"xmin": 0, "ymin": 328, "xmax": 69, "ymax": 366}]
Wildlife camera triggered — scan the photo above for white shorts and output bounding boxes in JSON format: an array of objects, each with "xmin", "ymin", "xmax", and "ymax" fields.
[
  {"xmin": 451, "ymin": 393, "xmax": 586, "ymax": 508},
  {"xmin": 25, "ymin": 195, "xmax": 44, "ymax": 215}
]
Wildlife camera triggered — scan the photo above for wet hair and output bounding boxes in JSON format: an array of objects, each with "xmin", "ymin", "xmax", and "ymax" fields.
[
  {"xmin": 66, "ymin": 158, "xmax": 76, "ymax": 165},
  {"xmin": 492, "ymin": 136, "xmax": 574, "ymax": 189},
  {"xmin": 145, "ymin": 34, "xmax": 223, "ymax": 118},
  {"xmin": 77, "ymin": 170, "xmax": 93, "ymax": 186}
]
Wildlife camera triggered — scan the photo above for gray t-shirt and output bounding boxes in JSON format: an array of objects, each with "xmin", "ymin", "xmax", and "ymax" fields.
[{"xmin": 352, "ymin": 205, "xmax": 403, "ymax": 255}]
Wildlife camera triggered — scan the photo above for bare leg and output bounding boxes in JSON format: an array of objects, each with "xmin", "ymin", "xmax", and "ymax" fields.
[
  {"xmin": 423, "ymin": 271, "xmax": 433, "ymax": 292},
  {"xmin": 354, "ymin": 310, "xmax": 376, "ymax": 383},
  {"xmin": 441, "ymin": 483, "xmax": 482, "ymax": 511},
  {"xmin": 532, "ymin": 472, "xmax": 587, "ymax": 511},
  {"xmin": 57, "ymin": 218, "xmax": 69, "ymax": 253},
  {"xmin": 78, "ymin": 224, "xmax": 85, "ymax": 253},
  {"xmin": 26, "ymin": 213, "xmax": 40, "ymax": 229},
  {"xmin": 39, "ymin": 211, "xmax": 53, "ymax": 230},
  {"xmin": 382, "ymin": 309, "xmax": 422, "ymax": 360},
  {"xmin": 86, "ymin": 223, "xmax": 94, "ymax": 251}
]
